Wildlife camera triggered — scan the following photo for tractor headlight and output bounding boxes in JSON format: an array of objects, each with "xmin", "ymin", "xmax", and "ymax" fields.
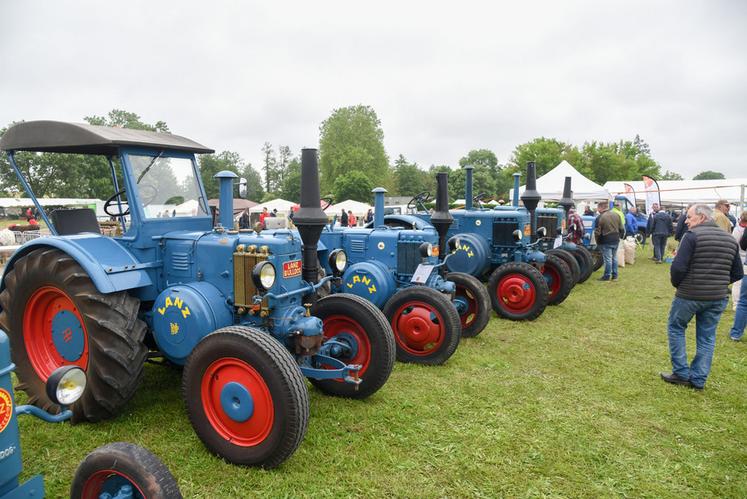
[
  {"xmin": 328, "ymin": 249, "xmax": 347, "ymax": 275},
  {"xmin": 512, "ymin": 229, "xmax": 522, "ymax": 241},
  {"xmin": 419, "ymin": 242, "xmax": 438, "ymax": 258},
  {"xmin": 447, "ymin": 237, "xmax": 458, "ymax": 252},
  {"xmin": 537, "ymin": 227, "xmax": 547, "ymax": 238},
  {"xmin": 46, "ymin": 366, "xmax": 86, "ymax": 407},
  {"xmin": 253, "ymin": 261, "xmax": 277, "ymax": 291}
]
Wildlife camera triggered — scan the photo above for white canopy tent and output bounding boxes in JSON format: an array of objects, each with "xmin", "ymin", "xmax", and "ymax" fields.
[
  {"xmin": 518, "ymin": 161, "xmax": 610, "ymax": 202},
  {"xmin": 604, "ymin": 179, "xmax": 747, "ymax": 210},
  {"xmin": 324, "ymin": 200, "xmax": 372, "ymax": 217},
  {"xmin": 249, "ymin": 198, "xmax": 295, "ymax": 215}
]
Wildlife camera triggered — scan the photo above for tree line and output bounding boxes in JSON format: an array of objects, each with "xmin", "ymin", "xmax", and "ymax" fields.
[{"xmin": 0, "ymin": 107, "xmax": 725, "ymax": 204}]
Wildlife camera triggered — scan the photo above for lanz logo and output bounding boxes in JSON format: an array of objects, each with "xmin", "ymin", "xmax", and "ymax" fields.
[
  {"xmin": 346, "ymin": 274, "xmax": 377, "ymax": 294},
  {"xmin": 0, "ymin": 388, "xmax": 13, "ymax": 434},
  {"xmin": 0, "ymin": 445, "xmax": 16, "ymax": 460},
  {"xmin": 283, "ymin": 260, "xmax": 302, "ymax": 278}
]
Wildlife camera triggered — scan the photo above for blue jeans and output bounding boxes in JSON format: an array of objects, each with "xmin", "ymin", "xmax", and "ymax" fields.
[
  {"xmin": 652, "ymin": 234, "xmax": 668, "ymax": 262},
  {"xmin": 600, "ymin": 242, "xmax": 619, "ymax": 279},
  {"xmin": 667, "ymin": 296, "xmax": 728, "ymax": 388},
  {"xmin": 729, "ymin": 278, "xmax": 747, "ymax": 340}
]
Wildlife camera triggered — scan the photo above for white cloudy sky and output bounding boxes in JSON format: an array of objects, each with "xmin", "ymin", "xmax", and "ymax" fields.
[{"xmin": 1, "ymin": 0, "xmax": 745, "ymax": 179}]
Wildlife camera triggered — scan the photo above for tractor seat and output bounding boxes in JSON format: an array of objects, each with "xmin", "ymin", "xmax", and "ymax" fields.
[{"xmin": 50, "ymin": 208, "xmax": 101, "ymax": 235}]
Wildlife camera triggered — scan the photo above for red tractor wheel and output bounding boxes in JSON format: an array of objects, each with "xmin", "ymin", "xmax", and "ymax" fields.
[
  {"xmin": 310, "ymin": 294, "xmax": 395, "ymax": 399},
  {"xmin": 183, "ymin": 326, "xmax": 308, "ymax": 467},
  {"xmin": 446, "ymin": 272, "xmax": 491, "ymax": 338},
  {"xmin": 487, "ymin": 262, "xmax": 549, "ymax": 321},
  {"xmin": 70, "ymin": 442, "xmax": 182, "ymax": 499},
  {"xmin": 383, "ymin": 286, "xmax": 461, "ymax": 365},
  {"xmin": 0, "ymin": 248, "xmax": 147, "ymax": 422},
  {"xmin": 542, "ymin": 254, "xmax": 573, "ymax": 306}
]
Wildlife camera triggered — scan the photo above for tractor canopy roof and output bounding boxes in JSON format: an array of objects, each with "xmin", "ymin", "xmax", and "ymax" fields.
[{"xmin": 0, "ymin": 120, "xmax": 214, "ymax": 155}]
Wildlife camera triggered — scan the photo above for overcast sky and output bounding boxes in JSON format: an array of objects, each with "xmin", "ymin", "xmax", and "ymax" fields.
[{"xmin": 1, "ymin": 1, "xmax": 745, "ymax": 179}]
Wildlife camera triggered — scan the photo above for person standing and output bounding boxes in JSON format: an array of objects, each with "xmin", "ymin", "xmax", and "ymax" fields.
[
  {"xmin": 339, "ymin": 208, "xmax": 348, "ymax": 227},
  {"xmin": 347, "ymin": 210, "xmax": 357, "ymax": 227},
  {"xmin": 661, "ymin": 204, "xmax": 743, "ymax": 389},
  {"xmin": 624, "ymin": 206, "xmax": 638, "ymax": 239},
  {"xmin": 239, "ymin": 207, "xmax": 251, "ymax": 229},
  {"xmin": 713, "ymin": 200, "xmax": 733, "ymax": 232},
  {"xmin": 259, "ymin": 207, "xmax": 269, "ymax": 228},
  {"xmin": 364, "ymin": 208, "xmax": 373, "ymax": 224},
  {"xmin": 647, "ymin": 203, "xmax": 674, "ymax": 263},
  {"xmin": 593, "ymin": 201, "xmax": 624, "ymax": 281},
  {"xmin": 729, "ymin": 225, "xmax": 747, "ymax": 341},
  {"xmin": 674, "ymin": 208, "xmax": 689, "ymax": 242},
  {"xmin": 566, "ymin": 207, "xmax": 585, "ymax": 245},
  {"xmin": 730, "ymin": 212, "xmax": 747, "ymax": 312}
]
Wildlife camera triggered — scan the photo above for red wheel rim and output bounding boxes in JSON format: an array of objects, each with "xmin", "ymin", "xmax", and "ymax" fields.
[
  {"xmin": 542, "ymin": 263, "xmax": 561, "ymax": 297},
  {"xmin": 496, "ymin": 274, "xmax": 536, "ymax": 314},
  {"xmin": 201, "ymin": 358, "xmax": 274, "ymax": 447},
  {"xmin": 391, "ymin": 300, "xmax": 446, "ymax": 356},
  {"xmin": 321, "ymin": 315, "xmax": 372, "ymax": 377},
  {"xmin": 23, "ymin": 286, "xmax": 89, "ymax": 379},
  {"xmin": 455, "ymin": 284, "xmax": 478, "ymax": 329},
  {"xmin": 81, "ymin": 469, "xmax": 146, "ymax": 499}
]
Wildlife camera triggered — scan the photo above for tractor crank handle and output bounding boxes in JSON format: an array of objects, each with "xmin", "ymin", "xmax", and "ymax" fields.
[
  {"xmin": 16, "ymin": 404, "xmax": 73, "ymax": 423},
  {"xmin": 256, "ymin": 275, "xmax": 335, "ymax": 303}
]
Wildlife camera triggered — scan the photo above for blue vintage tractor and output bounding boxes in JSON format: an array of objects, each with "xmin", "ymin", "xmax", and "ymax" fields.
[
  {"xmin": 0, "ymin": 121, "xmax": 395, "ymax": 468},
  {"xmin": 0, "ymin": 329, "xmax": 181, "ymax": 498},
  {"xmin": 319, "ymin": 173, "xmax": 490, "ymax": 365}
]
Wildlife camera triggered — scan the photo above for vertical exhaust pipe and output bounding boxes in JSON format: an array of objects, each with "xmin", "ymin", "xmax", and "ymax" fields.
[
  {"xmin": 293, "ymin": 148, "xmax": 327, "ymax": 284},
  {"xmin": 512, "ymin": 173, "xmax": 521, "ymax": 207},
  {"xmin": 214, "ymin": 170, "xmax": 238, "ymax": 229},
  {"xmin": 430, "ymin": 172, "xmax": 453, "ymax": 260},
  {"xmin": 372, "ymin": 187, "xmax": 386, "ymax": 227},
  {"xmin": 464, "ymin": 165, "xmax": 474, "ymax": 210},
  {"xmin": 520, "ymin": 162, "xmax": 541, "ymax": 242},
  {"xmin": 558, "ymin": 176, "xmax": 574, "ymax": 214}
]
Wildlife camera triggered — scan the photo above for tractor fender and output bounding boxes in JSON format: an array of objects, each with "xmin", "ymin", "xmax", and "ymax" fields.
[
  {"xmin": 0, "ymin": 235, "xmax": 152, "ymax": 295},
  {"xmin": 340, "ymin": 260, "xmax": 396, "ymax": 309},
  {"xmin": 445, "ymin": 232, "xmax": 491, "ymax": 277}
]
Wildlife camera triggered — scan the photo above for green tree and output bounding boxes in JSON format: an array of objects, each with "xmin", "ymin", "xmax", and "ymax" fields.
[
  {"xmin": 392, "ymin": 154, "xmax": 429, "ymax": 196},
  {"xmin": 508, "ymin": 138, "xmax": 582, "ymax": 178},
  {"xmin": 239, "ymin": 164, "xmax": 264, "ymax": 201},
  {"xmin": 279, "ymin": 158, "xmax": 301, "ymax": 201},
  {"xmin": 319, "ymin": 105, "xmax": 389, "ymax": 193},
  {"xmin": 692, "ymin": 170, "xmax": 725, "ymax": 180},
  {"xmin": 333, "ymin": 170, "xmax": 373, "ymax": 202},
  {"xmin": 198, "ymin": 151, "xmax": 262, "ymax": 200},
  {"xmin": 660, "ymin": 170, "xmax": 684, "ymax": 180},
  {"xmin": 261, "ymin": 142, "xmax": 278, "ymax": 193},
  {"xmin": 85, "ymin": 109, "xmax": 169, "ymax": 132}
]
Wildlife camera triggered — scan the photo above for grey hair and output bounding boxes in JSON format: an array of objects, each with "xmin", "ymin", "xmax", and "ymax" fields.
[{"xmin": 692, "ymin": 204, "xmax": 713, "ymax": 220}]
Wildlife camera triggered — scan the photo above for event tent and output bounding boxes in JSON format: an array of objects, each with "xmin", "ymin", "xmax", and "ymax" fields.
[
  {"xmin": 324, "ymin": 199, "xmax": 372, "ymax": 217},
  {"xmin": 518, "ymin": 161, "xmax": 610, "ymax": 202},
  {"xmin": 604, "ymin": 179, "xmax": 747, "ymax": 208},
  {"xmin": 249, "ymin": 198, "xmax": 295, "ymax": 214},
  {"xmin": 208, "ymin": 198, "xmax": 258, "ymax": 215}
]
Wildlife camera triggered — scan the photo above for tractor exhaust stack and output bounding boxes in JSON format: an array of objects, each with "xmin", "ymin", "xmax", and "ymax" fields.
[
  {"xmin": 294, "ymin": 148, "xmax": 327, "ymax": 284},
  {"xmin": 558, "ymin": 176, "xmax": 574, "ymax": 213},
  {"xmin": 512, "ymin": 173, "xmax": 521, "ymax": 207},
  {"xmin": 431, "ymin": 172, "xmax": 453, "ymax": 260},
  {"xmin": 214, "ymin": 170, "xmax": 238, "ymax": 229},
  {"xmin": 372, "ymin": 187, "xmax": 387, "ymax": 227},
  {"xmin": 464, "ymin": 165, "xmax": 474, "ymax": 210},
  {"xmin": 520, "ymin": 162, "xmax": 541, "ymax": 242}
]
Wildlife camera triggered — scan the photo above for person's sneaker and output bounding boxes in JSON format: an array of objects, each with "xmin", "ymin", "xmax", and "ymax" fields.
[
  {"xmin": 660, "ymin": 372, "xmax": 692, "ymax": 387},
  {"xmin": 689, "ymin": 384, "xmax": 704, "ymax": 391},
  {"xmin": 597, "ymin": 276, "xmax": 610, "ymax": 282},
  {"xmin": 730, "ymin": 336, "xmax": 741, "ymax": 342},
  {"xmin": 655, "ymin": 260, "xmax": 663, "ymax": 264},
  {"xmin": 611, "ymin": 276, "xmax": 618, "ymax": 281}
]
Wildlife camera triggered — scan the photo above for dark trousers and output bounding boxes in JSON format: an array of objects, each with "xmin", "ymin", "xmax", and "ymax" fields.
[{"xmin": 652, "ymin": 234, "xmax": 668, "ymax": 262}]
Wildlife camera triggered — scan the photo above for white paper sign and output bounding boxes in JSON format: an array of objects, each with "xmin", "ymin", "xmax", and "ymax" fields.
[
  {"xmin": 553, "ymin": 236, "xmax": 562, "ymax": 249},
  {"xmin": 410, "ymin": 264, "xmax": 435, "ymax": 284}
]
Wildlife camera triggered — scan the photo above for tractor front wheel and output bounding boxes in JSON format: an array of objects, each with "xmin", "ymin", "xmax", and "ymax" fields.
[
  {"xmin": 310, "ymin": 294, "xmax": 395, "ymax": 399},
  {"xmin": 446, "ymin": 272, "xmax": 491, "ymax": 338},
  {"xmin": 70, "ymin": 442, "xmax": 181, "ymax": 499},
  {"xmin": 183, "ymin": 326, "xmax": 309, "ymax": 467},
  {"xmin": 383, "ymin": 286, "xmax": 461, "ymax": 365},
  {"xmin": 0, "ymin": 248, "xmax": 147, "ymax": 422},
  {"xmin": 547, "ymin": 249, "xmax": 580, "ymax": 285},
  {"xmin": 488, "ymin": 262, "xmax": 548, "ymax": 321},
  {"xmin": 542, "ymin": 254, "xmax": 573, "ymax": 305}
]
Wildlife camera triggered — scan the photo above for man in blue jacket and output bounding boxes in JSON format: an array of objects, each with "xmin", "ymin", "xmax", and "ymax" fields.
[
  {"xmin": 647, "ymin": 203, "xmax": 674, "ymax": 263},
  {"xmin": 661, "ymin": 204, "xmax": 743, "ymax": 390},
  {"xmin": 624, "ymin": 206, "xmax": 638, "ymax": 239}
]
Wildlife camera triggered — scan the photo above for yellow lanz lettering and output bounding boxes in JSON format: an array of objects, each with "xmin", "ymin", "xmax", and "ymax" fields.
[
  {"xmin": 362, "ymin": 276, "xmax": 371, "ymax": 286},
  {"xmin": 158, "ymin": 295, "xmax": 190, "ymax": 317},
  {"xmin": 368, "ymin": 284, "xmax": 376, "ymax": 294},
  {"xmin": 181, "ymin": 306, "xmax": 191, "ymax": 319},
  {"xmin": 353, "ymin": 275, "xmax": 361, "ymax": 284}
]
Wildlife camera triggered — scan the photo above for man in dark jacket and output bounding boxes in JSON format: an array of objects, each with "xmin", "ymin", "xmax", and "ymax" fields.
[
  {"xmin": 593, "ymin": 201, "xmax": 624, "ymax": 281},
  {"xmin": 674, "ymin": 207, "xmax": 690, "ymax": 242},
  {"xmin": 729, "ymin": 227, "xmax": 747, "ymax": 341},
  {"xmin": 661, "ymin": 204, "xmax": 743, "ymax": 390},
  {"xmin": 647, "ymin": 203, "xmax": 674, "ymax": 263}
]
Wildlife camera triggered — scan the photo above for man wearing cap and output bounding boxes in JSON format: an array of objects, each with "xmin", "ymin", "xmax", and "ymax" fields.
[
  {"xmin": 593, "ymin": 201, "xmax": 624, "ymax": 281},
  {"xmin": 713, "ymin": 200, "xmax": 733, "ymax": 232}
]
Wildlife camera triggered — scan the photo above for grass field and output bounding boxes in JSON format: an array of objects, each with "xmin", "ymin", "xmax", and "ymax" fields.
[{"xmin": 15, "ymin": 246, "xmax": 747, "ymax": 497}]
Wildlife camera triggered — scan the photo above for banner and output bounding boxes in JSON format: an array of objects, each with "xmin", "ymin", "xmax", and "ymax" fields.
[
  {"xmin": 623, "ymin": 183, "xmax": 636, "ymax": 207},
  {"xmin": 642, "ymin": 175, "xmax": 661, "ymax": 214}
]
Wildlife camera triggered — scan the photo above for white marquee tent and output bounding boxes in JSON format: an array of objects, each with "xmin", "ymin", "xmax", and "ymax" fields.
[
  {"xmin": 249, "ymin": 198, "xmax": 295, "ymax": 215},
  {"xmin": 325, "ymin": 200, "xmax": 372, "ymax": 217},
  {"xmin": 518, "ymin": 161, "xmax": 610, "ymax": 202},
  {"xmin": 604, "ymin": 179, "xmax": 747, "ymax": 208}
]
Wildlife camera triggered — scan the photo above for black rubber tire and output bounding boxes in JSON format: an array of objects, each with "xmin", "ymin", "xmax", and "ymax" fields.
[
  {"xmin": 383, "ymin": 286, "xmax": 461, "ymax": 365},
  {"xmin": 182, "ymin": 326, "xmax": 308, "ymax": 467},
  {"xmin": 547, "ymin": 249, "xmax": 580, "ymax": 285},
  {"xmin": 70, "ymin": 442, "xmax": 182, "ymax": 499},
  {"xmin": 590, "ymin": 248, "xmax": 604, "ymax": 272},
  {"xmin": 487, "ymin": 262, "xmax": 549, "ymax": 321},
  {"xmin": 446, "ymin": 272, "xmax": 491, "ymax": 338},
  {"xmin": 310, "ymin": 294, "xmax": 395, "ymax": 399},
  {"xmin": 542, "ymin": 254, "xmax": 573, "ymax": 306},
  {"xmin": 637, "ymin": 229, "xmax": 647, "ymax": 246},
  {"xmin": 0, "ymin": 248, "xmax": 147, "ymax": 422},
  {"xmin": 571, "ymin": 245, "xmax": 594, "ymax": 283}
]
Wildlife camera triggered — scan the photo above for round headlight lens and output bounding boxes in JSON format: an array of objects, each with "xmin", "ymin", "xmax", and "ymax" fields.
[
  {"xmin": 259, "ymin": 262, "xmax": 276, "ymax": 289},
  {"xmin": 46, "ymin": 366, "xmax": 87, "ymax": 406},
  {"xmin": 419, "ymin": 242, "xmax": 434, "ymax": 257},
  {"xmin": 333, "ymin": 250, "xmax": 347, "ymax": 272}
]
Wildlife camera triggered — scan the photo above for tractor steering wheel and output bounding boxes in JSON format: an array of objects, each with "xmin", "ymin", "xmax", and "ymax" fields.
[
  {"xmin": 104, "ymin": 190, "xmax": 130, "ymax": 217},
  {"xmin": 473, "ymin": 192, "xmax": 487, "ymax": 208},
  {"xmin": 321, "ymin": 196, "xmax": 334, "ymax": 211},
  {"xmin": 407, "ymin": 191, "xmax": 431, "ymax": 212},
  {"xmin": 104, "ymin": 184, "xmax": 158, "ymax": 217}
]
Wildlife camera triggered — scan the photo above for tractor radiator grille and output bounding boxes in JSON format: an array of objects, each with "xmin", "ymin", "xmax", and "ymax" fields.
[
  {"xmin": 397, "ymin": 242, "xmax": 422, "ymax": 276},
  {"xmin": 171, "ymin": 252, "xmax": 190, "ymax": 272},
  {"xmin": 537, "ymin": 215, "xmax": 558, "ymax": 238},
  {"xmin": 350, "ymin": 239, "xmax": 366, "ymax": 253},
  {"xmin": 233, "ymin": 249, "xmax": 268, "ymax": 308},
  {"xmin": 493, "ymin": 220, "xmax": 519, "ymax": 246}
]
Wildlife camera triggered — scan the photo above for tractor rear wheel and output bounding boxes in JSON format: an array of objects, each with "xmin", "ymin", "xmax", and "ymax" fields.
[
  {"xmin": 571, "ymin": 246, "xmax": 594, "ymax": 283},
  {"xmin": 70, "ymin": 442, "xmax": 182, "ymax": 499},
  {"xmin": 542, "ymin": 254, "xmax": 573, "ymax": 305},
  {"xmin": 0, "ymin": 248, "xmax": 147, "ymax": 422},
  {"xmin": 183, "ymin": 326, "xmax": 308, "ymax": 467},
  {"xmin": 446, "ymin": 272, "xmax": 491, "ymax": 338},
  {"xmin": 488, "ymin": 262, "xmax": 548, "ymax": 321},
  {"xmin": 547, "ymin": 249, "xmax": 580, "ymax": 285},
  {"xmin": 383, "ymin": 286, "xmax": 461, "ymax": 365},
  {"xmin": 590, "ymin": 248, "xmax": 604, "ymax": 272},
  {"xmin": 310, "ymin": 294, "xmax": 395, "ymax": 399}
]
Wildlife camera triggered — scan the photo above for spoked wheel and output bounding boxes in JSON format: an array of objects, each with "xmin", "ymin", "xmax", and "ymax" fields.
[
  {"xmin": 541, "ymin": 254, "xmax": 573, "ymax": 306},
  {"xmin": 571, "ymin": 245, "xmax": 594, "ymax": 283},
  {"xmin": 183, "ymin": 327, "xmax": 308, "ymax": 467},
  {"xmin": 547, "ymin": 249, "xmax": 580, "ymax": 285},
  {"xmin": 446, "ymin": 272, "xmax": 491, "ymax": 338},
  {"xmin": 383, "ymin": 286, "xmax": 461, "ymax": 365},
  {"xmin": 590, "ymin": 248, "xmax": 604, "ymax": 272},
  {"xmin": 310, "ymin": 294, "xmax": 395, "ymax": 399},
  {"xmin": 488, "ymin": 262, "xmax": 549, "ymax": 321},
  {"xmin": 71, "ymin": 442, "xmax": 182, "ymax": 499},
  {"xmin": 0, "ymin": 248, "xmax": 147, "ymax": 422}
]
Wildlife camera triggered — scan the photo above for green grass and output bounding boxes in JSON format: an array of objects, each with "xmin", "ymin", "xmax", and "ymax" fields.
[{"xmin": 15, "ymin": 247, "xmax": 747, "ymax": 497}]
